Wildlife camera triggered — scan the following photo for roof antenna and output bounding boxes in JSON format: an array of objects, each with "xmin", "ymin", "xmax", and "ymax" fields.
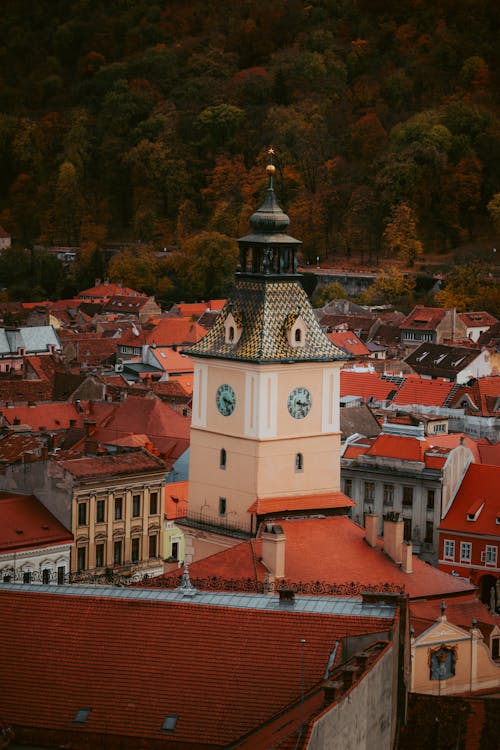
[{"xmin": 176, "ymin": 562, "xmax": 197, "ymax": 597}]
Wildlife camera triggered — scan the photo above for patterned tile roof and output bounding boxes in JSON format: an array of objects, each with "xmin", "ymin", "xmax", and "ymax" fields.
[
  {"xmin": 0, "ymin": 585, "xmax": 394, "ymax": 746},
  {"xmin": 0, "ymin": 491, "xmax": 72, "ymax": 552},
  {"xmin": 185, "ymin": 277, "xmax": 347, "ymax": 363},
  {"xmin": 439, "ymin": 464, "xmax": 500, "ymax": 536}
]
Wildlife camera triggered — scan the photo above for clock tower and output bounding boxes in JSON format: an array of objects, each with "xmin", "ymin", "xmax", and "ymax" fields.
[{"xmin": 185, "ymin": 157, "xmax": 349, "ymax": 536}]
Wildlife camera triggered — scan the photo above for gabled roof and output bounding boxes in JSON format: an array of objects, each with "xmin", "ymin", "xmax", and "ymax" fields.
[
  {"xmin": 172, "ymin": 299, "xmax": 226, "ymax": 318},
  {"xmin": 0, "ymin": 585, "xmax": 394, "ymax": 747},
  {"xmin": 458, "ymin": 311, "xmax": 498, "ymax": 328},
  {"xmin": 449, "ymin": 376, "xmax": 500, "ymax": 416},
  {"xmin": 0, "ymin": 491, "xmax": 72, "ymax": 552},
  {"xmin": 77, "ymin": 283, "xmax": 140, "ymax": 300},
  {"xmin": 102, "ymin": 295, "xmax": 152, "ymax": 314},
  {"xmin": 0, "ymin": 432, "xmax": 45, "ymax": 464},
  {"xmin": 477, "ymin": 438, "xmax": 500, "ymax": 467},
  {"xmin": 410, "ymin": 594, "xmax": 499, "ymax": 639},
  {"xmin": 1, "ymin": 402, "xmax": 87, "ymax": 431},
  {"xmin": 343, "ymin": 429, "xmax": 454, "ymax": 469},
  {"xmin": 392, "ymin": 374, "xmax": 455, "ymax": 407},
  {"xmin": 400, "ymin": 305, "xmax": 448, "ymax": 331},
  {"xmin": 146, "ymin": 318, "xmax": 206, "ymax": 347},
  {"xmin": 0, "ymin": 325, "xmax": 61, "ymax": 355},
  {"xmin": 439, "ymin": 464, "xmax": 500, "ymax": 536},
  {"xmin": 148, "ymin": 346, "xmax": 194, "ymax": 375},
  {"xmin": 326, "ymin": 330, "xmax": 370, "ymax": 357},
  {"xmin": 405, "ymin": 342, "xmax": 483, "ymax": 379}
]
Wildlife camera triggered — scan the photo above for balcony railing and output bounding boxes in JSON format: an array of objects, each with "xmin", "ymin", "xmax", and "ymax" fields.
[{"xmin": 175, "ymin": 510, "xmax": 252, "ymax": 539}]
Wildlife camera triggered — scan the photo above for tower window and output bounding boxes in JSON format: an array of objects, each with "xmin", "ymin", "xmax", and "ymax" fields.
[
  {"xmin": 295, "ymin": 453, "xmax": 303, "ymax": 472},
  {"xmin": 295, "ymin": 328, "xmax": 302, "ymax": 343},
  {"xmin": 220, "ymin": 448, "xmax": 227, "ymax": 469},
  {"xmin": 228, "ymin": 326, "xmax": 235, "ymax": 342}
]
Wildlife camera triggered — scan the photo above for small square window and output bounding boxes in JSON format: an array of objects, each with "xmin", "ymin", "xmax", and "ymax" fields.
[
  {"xmin": 74, "ymin": 708, "xmax": 91, "ymax": 724},
  {"xmin": 161, "ymin": 715, "xmax": 178, "ymax": 732}
]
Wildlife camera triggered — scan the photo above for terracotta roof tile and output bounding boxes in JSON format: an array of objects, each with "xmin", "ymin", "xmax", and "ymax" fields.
[
  {"xmin": 400, "ymin": 305, "xmax": 447, "ymax": 330},
  {"xmin": 326, "ymin": 330, "xmax": 370, "ymax": 357},
  {"xmin": 146, "ymin": 319, "xmax": 207, "ymax": 347},
  {"xmin": 439, "ymin": 464, "xmax": 500, "ymax": 536},
  {"xmin": 247, "ymin": 491, "xmax": 355, "ymax": 514},
  {"xmin": 0, "ymin": 491, "xmax": 72, "ymax": 551},
  {"xmin": 0, "ymin": 587, "xmax": 392, "ymax": 746},
  {"xmin": 58, "ymin": 449, "xmax": 166, "ymax": 479},
  {"xmin": 392, "ymin": 375, "xmax": 454, "ymax": 407},
  {"xmin": 340, "ymin": 371, "xmax": 399, "ymax": 402}
]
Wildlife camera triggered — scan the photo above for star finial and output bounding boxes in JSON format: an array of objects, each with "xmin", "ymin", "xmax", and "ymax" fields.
[{"xmin": 266, "ymin": 147, "xmax": 276, "ymax": 188}]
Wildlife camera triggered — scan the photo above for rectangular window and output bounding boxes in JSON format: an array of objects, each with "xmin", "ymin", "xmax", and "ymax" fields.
[
  {"xmin": 171, "ymin": 541, "xmax": 179, "ymax": 561},
  {"xmin": 131, "ymin": 537, "xmax": 140, "ymax": 563},
  {"xmin": 149, "ymin": 535, "xmax": 157, "ymax": 558},
  {"xmin": 425, "ymin": 521, "xmax": 434, "ymax": 544},
  {"xmin": 77, "ymin": 547, "xmax": 86, "ymax": 572},
  {"xmin": 95, "ymin": 543, "xmax": 105, "ymax": 568},
  {"xmin": 96, "ymin": 499, "xmax": 105, "ymax": 523},
  {"xmin": 42, "ymin": 569, "xmax": 50, "ymax": 584},
  {"xmin": 460, "ymin": 542, "xmax": 472, "ymax": 563},
  {"xmin": 219, "ymin": 496, "xmax": 227, "ymax": 516},
  {"xmin": 403, "ymin": 517, "xmax": 412, "ymax": 542},
  {"xmin": 485, "ymin": 546, "xmax": 497, "ymax": 565},
  {"xmin": 23, "ymin": 571, "xmax": 32, "ymax": 584},
  {"xmin": 364, "ymin": 482, "xmax": 374, "ymax": 502},
  {"xmin": 444, "ymin": 540, "xmax": 455, "ymax": 560},
  {"xmin": 114, "ymin": 497, "xmax": 123, "ymax": 521},
  {"xmin": 78, "ymin": 503, "xmax": 87, "ymax": 526},
  {"xmin": 492, "ymin": 638, "xmax": 500, "ymax": 661},
  {"xmin": 57, "ymin": 566, "xmax": 65, "ymax": 585},
  {"xmin": 383, "ymin": 484, "xmax": 394, "ymax": 505},
  {"xmin": 402, "ymin": 486, "xmax": 413, "ymax": 507},
  {"xmin": 132, "ymin": 494, "xmax": 141, "ymax": 517},
  {"xmin": 427, "ymin": 490, "xmax": 435, "ymax": 510},
  {"xmin": 149, "ymin": 492, "xmax": 158, "ymax": 515},
  {"xmin": 344, "ymin": 479, "xmax": 352, "ymax": 498},
  {"xmin": 114, "ymin": 540, "xmax": 122, "ymax": 566}
]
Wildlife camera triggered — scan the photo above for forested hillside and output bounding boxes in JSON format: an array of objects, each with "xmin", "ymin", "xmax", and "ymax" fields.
[{"xmin": 0, "ymin": 0, "xmax": 499, "ymax": 306}]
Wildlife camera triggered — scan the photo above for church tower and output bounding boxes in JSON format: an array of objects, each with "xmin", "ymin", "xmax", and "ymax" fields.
[{"xmin": 185, "ymin": 155, "xmax": 349, "ymax": 536}]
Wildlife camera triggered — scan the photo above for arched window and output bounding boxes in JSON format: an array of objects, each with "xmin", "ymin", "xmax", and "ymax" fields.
[
  {"xmin": 295, "ymin": 453, "xmax": 303, "ymax": 472},
  {"xmin": 229, "ymin": 326, "xmax": 235, "ymax": 342},
  {"xmin": 295, "ymin": 328, "xmax": 302, "ymax": 343},
  {"xmin": 220, "ymin": 448, "xmax": 227, "ymax": 469}
]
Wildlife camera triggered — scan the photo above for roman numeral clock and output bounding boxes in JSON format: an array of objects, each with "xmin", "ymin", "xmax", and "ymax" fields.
[{"xmin": 184, "ymin": 155, "xmax": 349, "ymax": 538}]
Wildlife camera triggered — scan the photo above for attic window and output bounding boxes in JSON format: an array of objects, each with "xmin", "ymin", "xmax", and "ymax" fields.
[
  {"xmin": 466, "ymin": 502, "xmax": 484, "ymax": 521},
  {"xmin": 161, "ymin": 715, "xmax": 178, "ymax": 733},
  {"xmin": 73, "ymin": 708, "xmax": 91, "ymax": 724}
]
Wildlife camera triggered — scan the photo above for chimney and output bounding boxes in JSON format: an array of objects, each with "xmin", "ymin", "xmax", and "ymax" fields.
[
  {"xmin": 278, "ymin": 588, "xmax": 295, "ymax": 606},
  {"xmin": 261, "ymin": 523, "xmax": 286, "ymax": 579},
  {"xmin": 342, "ymin": 664, "xmax": 360, "ymax": 690},
  {"xmin": 364, "ymin": 513, "xmax": 379, "ymax": 547},
  {"xmin": 401, "ymin": 540, "xmax": 413, "ymax": 573},
  {"xmin": 324, "ymin": 679, "xmax": 344, "ymax": 705},
  {"xmin": 383, "ymin": 512, "xmax": 404, "ymax": 564}
]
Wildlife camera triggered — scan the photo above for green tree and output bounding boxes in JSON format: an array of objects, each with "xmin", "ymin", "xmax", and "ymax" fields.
[
  {"xmin": 312, "ymin": 282, "xmax": 347, "ymax": 308},
  {"xmin": 108, "ymin": 245, "xmax": 161, "ymax": 294},
  {"xmin": 166, "ymin": 231, "xmax": 238, "ymax": 301},
  {"xmin": 360, "ymin": 267, "xmax": 415, "ymax": 308},
  {"xmin": 53, "ymin": 161, "xmax": 84, "ymax": 243}
]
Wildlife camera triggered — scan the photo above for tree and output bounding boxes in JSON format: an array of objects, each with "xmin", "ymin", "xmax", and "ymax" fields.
[
  {"xmin": 435, "ymin": 260, "xmax": 499, "ymax": 316},
  {"xmin": 53, "ymin": 161, "xmax": 84, "ymax": 244},
  {"xmin": 383, "ymin": 203, "xmax": 423, "ymax": 266},
  {"xmin": 359, "ymin": 267, "xmax": 415, "ymax": 308},
  {"xmin": 165, "ymin": 231, "xmax": 238, "ymax": 301},
  {"xmin": 487, "ymin": 193, "xmax": 500, "ymax": 233},
  {"xmin": 312, "ymin": 282, "xmax": 347, "ymax": 308},
  {"xmin": 108, "ymin": 246, "xmax": 161, "ymax": 295}
]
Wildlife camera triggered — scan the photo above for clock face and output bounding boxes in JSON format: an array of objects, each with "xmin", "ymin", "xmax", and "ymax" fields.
[
  {"xmin": 216, "ymin": 384, "xmax": 236, "ymax": 416},
  {"xmin": 287, "ymin": 386, "xmax": 312, "ymax": 419}
]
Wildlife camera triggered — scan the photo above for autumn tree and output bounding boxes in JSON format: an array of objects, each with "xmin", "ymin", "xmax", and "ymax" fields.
[
  {"xmin": 312, "ymin": 282, "xmax": 347, "ymax": 308},
  {"xmin": 435, "ymin": 260, "xmax": 499, "ymax": 316},
  {"xmin": 165, "ymin": 231, "xmax": 238, "ymax": 301},
  {"xmin": 383, "ymin": 203, "xmax": 423, "ymax": 266},
  {"xmin": 108, "ymin": 246, "xmax": 161, "ymax": 295},
  {"xmin": 360, "ymin": 267, "xmax": 416, "ymax": 308},
  {"xmin": 487, "ymin": 193, "xmax": 500, "ymax": 233}
]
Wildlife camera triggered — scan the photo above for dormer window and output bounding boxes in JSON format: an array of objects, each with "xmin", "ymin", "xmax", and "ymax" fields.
[
  {"xmin": 224, "ymin": 312, "xmax": 243, "ymax": 346},
  {"xmin": 466, "ymin": 501, "xmax": 484, "ymax": 522},
  {"xmin": 284, "ymin": 313, "xmax": 306, "ymax": 349}
]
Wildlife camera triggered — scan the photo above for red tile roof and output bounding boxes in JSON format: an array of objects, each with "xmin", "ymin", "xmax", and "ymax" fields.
[
  {"xmin": 326, "ymin": 330, "xmax": 370, "ymax": 357},
  {"xmin": 401, "ymin": 305, "xmax": 447, "ymax": 330},
  {"xmin": 428, "ymin": 433, "xmax": 481, "ymax": 462},
  {"xmin": 58, "ymin": 449, "xmax": 166, "ymax": 480},
  {"xmin": 392, "ymin": 375, "xmax": 454, "ymax": 407},
  {"xmin": 157, "ymin": 516, "xmax": 474, "ymax": 601},
  {"xmin": 149, "ymin": 346, "xmax": 194, "ymax": 375},
  {"xmin": 77, "ymin": 283, "xmax": 141, "ymax": 300},
  {"xmin": 1, "ymin": 402, "xmax": 86, "ymax": 431},
  {"xmin": 146, "ymin": 318, "xmax": 207, "ymax": 347},
  {"xmin": 344, "ymin": 431, "xmax": 453, "ymax": 469},
  {"xmin": 0, "ymin": 491, "xmax": 72, "ymax": 552},
  {"xmin": 410, "ymin": 594, "xmax": 499, "ymax": 639},
  {"xmin": 450, "ymin": 376, "xmax": 500, "ymax": 416},
  {"xmin": 340, "ymin": 371, "xmax": 399, "ymax": 401},
  {"xmin": 477, "ymin": 438, "xmax": 500, "ymax": 466},
  {"xmin": 439, "ymin": 464, "xmax": 500, "ymax": 537},
  {"xmin": 248, "ymin": 492, "xmax": 355, "ymax": 514},
  {"xmin": 458, "ymin": 311, "xmax": 498, "ymax": 328},
  {"xmin": 0, "ymin": 587, "xmax": 392, "ymax": 746}
]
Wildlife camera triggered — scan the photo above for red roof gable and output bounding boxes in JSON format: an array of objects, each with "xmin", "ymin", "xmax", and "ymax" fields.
[
  {"xmin": 0, "ymin": 491, "xmax": 72, "ymax": 552},
  {"xmin": 401, "ymin": 305, "xmax": 447, "ymax": 330},
  {"xmin": 326, "ymin": 330, "xmax": 370, "ymax": 357},
  {"xmin": 367, "ymin": 433, "xmax": 427, "ymax": 462},
  {"xmin": 410, "ymin": 593, "xmax": 498, "ymax": 638},
  {"xmin": 439, "ymin": 464, "xmax": 500, "ymax": 536},
  {"xmin": 0, "ymin": 587, "xmax": 393, "ymax": 746}
]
